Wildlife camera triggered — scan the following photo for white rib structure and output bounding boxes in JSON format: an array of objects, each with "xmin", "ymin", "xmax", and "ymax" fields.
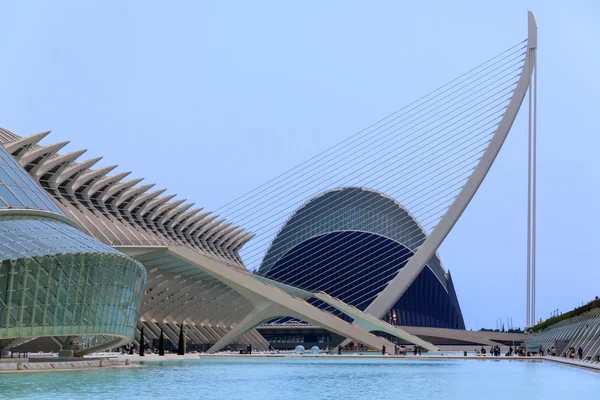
[
  {"xmin": 0, "ymin": 128, "xmax": 252, "ymax": 266},
  {"xmin": 527, "ymin": 310, "xmax": 600, "ymax": 359}
]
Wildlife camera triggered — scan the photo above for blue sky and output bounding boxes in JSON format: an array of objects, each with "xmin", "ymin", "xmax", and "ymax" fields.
[{"xmin": 0, "ymin": 0, "xmax": 598, "ymax": 330}]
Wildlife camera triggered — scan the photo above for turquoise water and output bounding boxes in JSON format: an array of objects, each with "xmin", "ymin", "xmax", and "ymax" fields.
[{"xmin": 1, "ymin": 358, "xmax": 598, "ymax": 399}]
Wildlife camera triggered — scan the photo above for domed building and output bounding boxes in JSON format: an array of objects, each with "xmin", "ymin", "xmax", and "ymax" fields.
[
  {"xmin": 258, "ymin": 187, "xmax": 465, "ymax": 333},
  {"xmin": 0, "ymin": 141, "xmax": 146, "ymax": 355}
]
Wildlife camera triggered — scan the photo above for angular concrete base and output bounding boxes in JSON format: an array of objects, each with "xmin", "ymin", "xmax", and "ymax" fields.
[
  {"xmin": 314, "ymin": 292, "xmax": 438, "ymax": 352},
  {"xmin": 58, "ymin": 350, "xmax": 74, "ymax": 359}
]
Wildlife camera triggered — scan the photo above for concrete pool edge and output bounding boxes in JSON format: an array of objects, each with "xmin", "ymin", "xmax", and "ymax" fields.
[
  {"xmin": 0, "ymin": 358, "xmax": 142, "ymax": 373},
  {"xmin": 541, "ymin": 356, "xmax": 600, "ymax": 372},
  {"xmin": 1, "ymin": 353, "xmax": 599, "ymax": 373},
  {"xmin": 131, "ymin": 353, "xmax": 600, "ymax": 372}
]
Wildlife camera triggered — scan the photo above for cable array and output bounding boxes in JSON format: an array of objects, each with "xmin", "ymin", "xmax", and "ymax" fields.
[{"xmin": 213, "ymin": 40, "xmax": 527, "ymax": 321}]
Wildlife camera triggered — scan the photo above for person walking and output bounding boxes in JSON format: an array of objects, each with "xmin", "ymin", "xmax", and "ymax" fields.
[
  {"xmin": 338, "ymin": 345, "xmax": 342, "ymax": 355},
  {"xmin": 382, "ymin": 345, "xmax": 386, "ymax": 356},
  {"xmin": 577, "ymin": 347, "xmax": 583, "ymax": 359}
]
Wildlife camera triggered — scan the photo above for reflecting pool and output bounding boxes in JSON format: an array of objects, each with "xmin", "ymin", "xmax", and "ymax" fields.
[{"xmin": 2, "ymin": 358, "xmax": 598, "ymax": 400}]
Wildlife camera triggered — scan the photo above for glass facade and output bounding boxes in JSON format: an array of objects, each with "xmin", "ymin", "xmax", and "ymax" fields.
[
  {"xmin": 0, "ymin": 251, "xmax": 145, "ymax": 339},
  {"xmin": 0, "ymin": 215, "xmax": 147, "ymax": 341},
  {"xmin": 263, "ymin": 231, "xmax": 464, "ymax": 329},
  {"xmin": 0, "ymin": 148, "xmax": 64, "ymax": 214},
  {"xmin": 259, "ymin": 187, "xmax": 465, "ymax": 330},
  {"xmin": 260, "ymin": 187, "xmax": 446, "ymax": 287},
  {"xmin": 0, "ymin": 144, "xmax": 147, "ymax": 346},
  {"xmin": 0, "ymin": 217, "xmax": 125, "ymax": 261}
]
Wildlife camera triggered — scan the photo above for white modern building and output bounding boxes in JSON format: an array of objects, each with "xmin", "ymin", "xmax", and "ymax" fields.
[{"xmin": 0, "ymin": 12, "xmax": 538, "ymax": 355}]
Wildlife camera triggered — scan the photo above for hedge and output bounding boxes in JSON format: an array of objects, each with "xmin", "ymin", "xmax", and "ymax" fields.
[{"xmin": 531, "ymin": 298, "xmax": 600, "ymax": 332}]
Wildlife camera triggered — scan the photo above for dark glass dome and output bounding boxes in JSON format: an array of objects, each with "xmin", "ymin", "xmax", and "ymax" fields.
[
  {"xmin": 259, "ymin": 187, "xmax": 465, "ymax": 329},
  {"xmin": 264, "ymin": 231, "xmax": 465, "ymax": 329}
]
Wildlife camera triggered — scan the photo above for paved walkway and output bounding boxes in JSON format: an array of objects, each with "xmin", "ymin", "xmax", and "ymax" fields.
[{"xmin": 113, "ymin": 352, "xmax": 545, "ymax": 362}]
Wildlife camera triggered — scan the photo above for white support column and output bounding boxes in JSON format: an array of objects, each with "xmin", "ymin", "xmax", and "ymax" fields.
[
  {"xmin": 187, "ymin": 324, "xmax": 210, "ymax": 343},
  {"xmin": 532, "ymin": 36, "xmax": 538, "ymax": 327},
  {"xmin": 208, "ymin": 302, "xmax": 285, "ymax": 353},
  {"xmin": 526, "ymin": 19, "xmax": 538, "ymax": 328},
  {"xmin": 165, "ymin": 246, "xmax": 395, "ymax": 354},
  {"xmin": 314, "ymin": 292, "xmax": 437, "ymax": 351}
]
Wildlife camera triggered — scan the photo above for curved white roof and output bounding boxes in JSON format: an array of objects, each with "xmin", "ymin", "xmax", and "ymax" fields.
[{"xmin": 0, "ymin": 127, "xmax": 251, "ymax": 267}]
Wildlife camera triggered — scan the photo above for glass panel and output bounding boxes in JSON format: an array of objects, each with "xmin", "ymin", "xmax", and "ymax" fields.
[
  {"xmin": 0, "ymin": 184, "xmax": 23, "ymax": 207},
  {"xmin": 0, "ymin": 146, "xmax": 66, "ymax": 216},
  {"xmin": 31, "ymin": 190, "xmax": 62, "ymax": 214},
  {"xmin": 8, "ymin": 185, "xmax": 37, "ymax": 208},
  {"xmin": 4, "ymin": 166, "xmax": 31, "ymax": 188},
  {"xmin": 0, "ymin": 217, "xmax": 122, "ymax": 258},
  {"xmin": 0, "ymin": 152, "xmax": 12, "ymax": 165},
  {"xmin": 23, "ymin": 187, "xmax": 46, "ymax": 209},
  {"xmin": 0, "ymin": 166, "xmax": 17, "ymax": 185}
]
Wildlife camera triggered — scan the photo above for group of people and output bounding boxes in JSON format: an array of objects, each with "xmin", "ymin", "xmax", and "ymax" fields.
[
  {"xmin": 367, "ymin": 344, "xmax": 423, "ymax": 356},
  {"xmin": 335, "ymin": 342, "xmax": 368, "ymax": 354},
  {"xmin": 565, "ymin": 346, "xmax": 583, "ymax": 359},
  {"xmin": 116, "ymin": 342, "xmax": 150, "ymax": 355},
  {"xmin": 477, "ymin": 345, "xmax": 502, "ymax": 356},
  {"xmin": 387, "ymin": 345, "xmax": 421, "ymax": 356},
  {"xmin": 474, "ymin": 345, "xmax": 528, "ymax": 356},
  {"xmin": 543, "ymin": 345, "xmax": 583, "ymax": 359},
  {"xmin": 117, "ymin": 343, "xmax": 136, "ymax": 354}
]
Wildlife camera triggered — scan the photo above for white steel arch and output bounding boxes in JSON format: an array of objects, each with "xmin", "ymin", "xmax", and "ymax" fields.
[{"xmin": 365, "ymin": 12, "xmax": 538, "ymax": 319}]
